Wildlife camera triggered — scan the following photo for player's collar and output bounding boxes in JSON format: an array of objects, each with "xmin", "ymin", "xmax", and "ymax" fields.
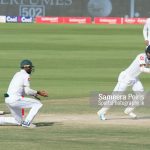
[{"xmin": 20, "ymin": 69, "xmax": 28, "ymax": 74}]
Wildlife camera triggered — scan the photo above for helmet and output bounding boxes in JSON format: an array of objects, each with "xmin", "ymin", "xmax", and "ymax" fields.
[
  {"xmin": 145, "ymin": 45, "xmax": 150, "ymax": 60},
  {"xmin": 20, "ymin": 59, "xmax": 34, "ymax": 68},
  {"xmin": 145, "ymin": 45, "xmax": 150, "ymax": 54}
]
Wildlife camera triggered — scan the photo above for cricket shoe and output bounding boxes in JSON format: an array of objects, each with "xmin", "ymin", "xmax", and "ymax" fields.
[
  {"xmin": 97, "ymin": 112, "xmax": 106, "ymax": 120},
  {"xmin": 22, "ymin": 121, "xmax": 36, "ymax": 128},
  {"xmin": 124, "ymin": 110, "xmax": 137, "ymax": 119}
]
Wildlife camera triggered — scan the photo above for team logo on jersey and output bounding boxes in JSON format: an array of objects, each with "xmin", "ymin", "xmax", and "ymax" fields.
[{"xmin": 140, "ymin": 56, "xmax": 144, "ymax": 60}]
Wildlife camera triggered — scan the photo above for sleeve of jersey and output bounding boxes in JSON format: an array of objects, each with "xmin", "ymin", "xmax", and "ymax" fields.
[
  {"xmin": 138, "ymin": 54, "xmax": 150, "ymax": 73},
  {"xmin": 24, "ymin": 76, "xmax": 37, "ymax": 96},
  {"xmin": 139, "ymin": 55, "xmax": 146, "ymax": 65}
]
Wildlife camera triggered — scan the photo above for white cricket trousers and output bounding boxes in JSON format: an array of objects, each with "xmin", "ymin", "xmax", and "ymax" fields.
[
  {"xmin": 0, "ymin": 96, "xmax": 43, "ymax": 125},
  {"xmin": 98, "ymin": 71, "xmax": 144, "ymax": 114}
]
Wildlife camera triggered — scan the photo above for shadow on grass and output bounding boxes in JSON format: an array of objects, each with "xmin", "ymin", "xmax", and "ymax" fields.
[
  {"xmin": 137, "ymin": 116, "xmax": 150, "ymax": 120},
  {"xmin": 35, "ymin": 122, "xmax": 62, "ymax": 127},
  {"xmin": 0, "ymin": 122, "xmax": 62, "ymax": 128},
  {"xmin": 107, "ymin": 116, "xmax": 150, "ymax": 120}
]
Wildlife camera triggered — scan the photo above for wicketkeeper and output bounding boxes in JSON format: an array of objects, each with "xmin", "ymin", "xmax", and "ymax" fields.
[
  {"xmin": 97, "ymin": 46, "xmax": 150, "ymax": 120},
  {"xmin": 0, "ymin": 59, "xmax": 48, "ymax": 128}
]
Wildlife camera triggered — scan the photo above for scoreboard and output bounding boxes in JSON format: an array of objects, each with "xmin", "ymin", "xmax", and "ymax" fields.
[
  {"xmin": 19, "ymin": 5, "xmax": 45, "ymax": 17},
  {"xmin": 0, "ymin": 0, "xmax": 150, "ymax": 18}
]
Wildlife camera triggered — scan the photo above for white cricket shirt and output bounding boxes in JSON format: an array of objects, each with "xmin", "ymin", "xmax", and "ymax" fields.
[
  {"xmin": 7, "ymin": 69, "xmax": 36, "ymax": 97},
  {"xmin": 124, "ymin": 53, "xmax": 150, "ymax": 78}
]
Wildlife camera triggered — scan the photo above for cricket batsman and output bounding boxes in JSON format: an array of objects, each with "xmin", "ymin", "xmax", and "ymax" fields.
[
  {"xmin": 0, "ymin": 59, "xmax": 48, "ymax": 128},
  {"xmin": 97, "ymin": 46, "xmax": 150, "ymax": 120},
  {"xmin": 143, "ymin": 18, "xmax": 150, "ymax": 46}
]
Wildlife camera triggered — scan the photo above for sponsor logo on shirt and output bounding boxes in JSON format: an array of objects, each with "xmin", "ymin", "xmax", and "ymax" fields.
[{"xmin": 140, "ymin": 56, "xmax": 144, "ymax": 60}]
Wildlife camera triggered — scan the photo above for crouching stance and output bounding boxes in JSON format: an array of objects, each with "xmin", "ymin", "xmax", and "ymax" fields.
[
  {"xmin": 97, "ymin": 46, "xmax": 150, "ymax": 120},
  {"xmin": 0, "ymin": 60, "xmax": 48, "ymax": 128}
]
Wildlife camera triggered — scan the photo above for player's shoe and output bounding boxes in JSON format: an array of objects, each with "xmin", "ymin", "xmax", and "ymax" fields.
[
  {"xmin": 128, "ymin": 112, "xmax": 137, "ymax": 119},
  {"xmin": 124, "ymin": 110, "xmax": 137, "ymax": 119},
  {"xmin": 22, "ymin": 121, "xmax": 36, "ymax": 128},
  {"xmin": 97, "ymin": 112, "xmax": 106, "ymax": 120}
]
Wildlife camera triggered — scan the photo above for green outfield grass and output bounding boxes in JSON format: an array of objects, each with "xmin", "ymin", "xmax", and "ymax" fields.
[
  {"xmin": 0, "ymin": 23, "xmax": 147, "ymax": 100},
  {"xmin": 0, "ymin": 99, "xmax": 150, "ymax": 150},
  {"xmin": 0, "ymin": 124, "xmax": 150, "ymax": 150},
  {"xmin": 0, "ymin": 24, "xmax": 150, "ymax": 150}
]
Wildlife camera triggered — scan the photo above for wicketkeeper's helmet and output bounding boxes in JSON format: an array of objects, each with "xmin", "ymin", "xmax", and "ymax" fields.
[
  {"xmin": 145, "ymin": 45, "xmax": 150, "ymax": 54},
  {"xmin": 145, "ymin": 45, "xmax": 150, "ymax": 60},
  {"xmin": 20, "ymin": 59, "xmax": 34, "ymax": 68}
]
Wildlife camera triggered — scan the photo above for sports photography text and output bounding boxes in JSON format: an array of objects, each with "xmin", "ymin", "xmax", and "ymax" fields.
[{"xmin": 89, "ymin": 91, "xmax": 150, "ymax": 107}]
